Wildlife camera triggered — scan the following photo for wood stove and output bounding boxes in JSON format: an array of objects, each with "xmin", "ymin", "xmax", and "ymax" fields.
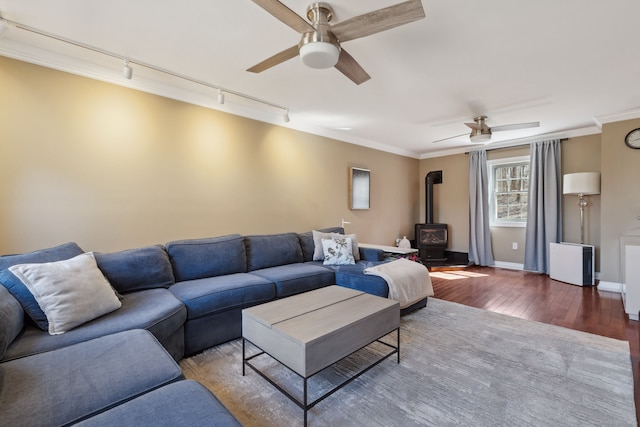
[{"xmin": 415, "ymin": 170, "xmax": 448, "ymax": 263}]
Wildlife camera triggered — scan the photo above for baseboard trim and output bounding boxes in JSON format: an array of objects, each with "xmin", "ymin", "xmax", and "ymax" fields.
[
  {"xmin": 597, "ymin": 281, "xmax": 622, "ymax": 293},
  {"xmin": 493, "ymin": 261, "xmax": 524, "ymax": 271}
]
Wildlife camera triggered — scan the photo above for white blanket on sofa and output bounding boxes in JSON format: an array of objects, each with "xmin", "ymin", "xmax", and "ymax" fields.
[{"xmin": 364, "ymin": 258, "xmax": 434, "ymax": 308}]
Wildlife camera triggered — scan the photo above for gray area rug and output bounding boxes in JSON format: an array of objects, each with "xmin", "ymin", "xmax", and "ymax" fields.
[{"xmin": 180, "ymin": 298, "xmax": 636, "ymax": 426}]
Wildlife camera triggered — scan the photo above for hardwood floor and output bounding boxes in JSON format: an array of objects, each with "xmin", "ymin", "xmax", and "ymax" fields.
[{"xmin": 429, "ymin": 266, "xmax": 640, "ymax": 424}]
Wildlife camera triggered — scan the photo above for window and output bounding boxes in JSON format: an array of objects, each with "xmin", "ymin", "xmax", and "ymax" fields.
[{"xmin": 487, "ymin": 156, "xmax": 529, "ymax": 227}]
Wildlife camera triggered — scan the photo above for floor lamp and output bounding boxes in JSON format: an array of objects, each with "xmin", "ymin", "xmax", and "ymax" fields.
[{"xmin": 563, "ymin": 172, "xmax": 601, "ymax": 244}]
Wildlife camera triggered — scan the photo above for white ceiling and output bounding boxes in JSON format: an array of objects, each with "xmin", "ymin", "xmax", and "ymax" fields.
[{"xmin": 1, "ymin": 0, "xmax": 639, "ymax": 159}]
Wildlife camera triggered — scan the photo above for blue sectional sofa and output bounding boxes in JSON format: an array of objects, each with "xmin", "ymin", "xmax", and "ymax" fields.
[{"xmin": 0, "ymin": 226, "xmax": 425, "ymax": 425}]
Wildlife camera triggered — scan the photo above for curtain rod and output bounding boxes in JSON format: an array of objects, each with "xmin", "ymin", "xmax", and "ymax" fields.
[{"xmin": 465, "ymin": 138, "xmax": 568, "ymax": 155}]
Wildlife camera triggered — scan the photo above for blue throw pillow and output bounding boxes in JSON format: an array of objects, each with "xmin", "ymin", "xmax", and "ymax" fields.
[
  {"xmin": 0, "ymin": 285, "xmax": 24, "ymax": 360},
  {"xmin": 0, "ymin": 242, "xmax": 84, "ymax": 330}
]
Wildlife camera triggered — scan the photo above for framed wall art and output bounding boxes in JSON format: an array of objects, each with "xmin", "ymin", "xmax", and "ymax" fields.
[{"xmin": 349, "ymin": 167, "xmax": 370, "ymax": 210}]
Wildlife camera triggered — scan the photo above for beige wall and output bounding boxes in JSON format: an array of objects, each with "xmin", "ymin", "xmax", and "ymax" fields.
[
  {"xmin": 419, "ymin": 137, "xmax": 603, "ymax": 268},
  {"xmin": 0, "ymin": 57, "xmax": 419, "ymax": 254},
  {"xmin": 600, "ymin": 119, "xmax": 640, "ymax": 283}
]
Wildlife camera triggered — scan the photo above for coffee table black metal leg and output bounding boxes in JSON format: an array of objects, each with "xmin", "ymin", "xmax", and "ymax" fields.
[
  {"xmin": 397, "ymin": 327, "xmax": 400, "ymax": 363},
  {"xmin": 242, "ymin": 338, "xmax": 246, "ymax": 376},
  {"xmin": 304, "ymin": 377, "xmax": 308, "ymax": 427}
]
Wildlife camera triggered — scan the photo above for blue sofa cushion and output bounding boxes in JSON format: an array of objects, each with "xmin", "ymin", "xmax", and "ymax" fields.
[
  {"xmin": 95, "ymin": 245, "xmax": 175, "ymax": 293},
  {"xmin": 170, "ymin": 273, "xmax": 275, "ymax": 319},
  {"xmin": 245, "ymin": 232, "xmax": 304, "ymax": 271},
  {"xmin": 0, "ymin": 329, "xmax": 183, "ymax": 427},
  {"xmin": 0, "ymin": 285, "xmax": 24, "ymax": 360},
  {"xmin": 325, "ymin": 261, "xmax": 390, "ymax": 298},
  {"xmin": 2, "ymin": 288, "xmax": 187, "ymax": 362},
  {"xmin": 166, "ymin": 235, "xmax": 246, "ymax": 282},
  {"xmin": 298, "ymin": 227, "xmax": 344, "ymax": 262},
  {"xmin": 250, "ymin": 263, "xmax": 334, "ymax": 298},
  {"xmin": 73, "ymin": 380, "xmax": 242, "ymax": 427},
  {"xmin": 0, "ymin": 242, "xmax": 84, "ymax": 330}
]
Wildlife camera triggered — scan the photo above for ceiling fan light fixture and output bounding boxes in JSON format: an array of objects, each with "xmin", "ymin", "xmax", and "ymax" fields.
[
  {"xmin": 299, "ymin": 41, "xmax": 340, "ymax": 69},
  {"xmin": 470, "ymin": 129, "xmax": 492, "ymax": 143}
]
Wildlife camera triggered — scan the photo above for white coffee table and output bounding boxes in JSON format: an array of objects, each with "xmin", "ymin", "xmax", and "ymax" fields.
[{"xmin": 242, "ymin": 285, "xmax": 400, "ymax": 426}]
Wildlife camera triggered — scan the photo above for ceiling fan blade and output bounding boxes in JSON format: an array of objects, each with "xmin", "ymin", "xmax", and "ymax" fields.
[
  {"xmin": 331, "ymin": 0, "xmax": 425, "ymax": 43},
  {"xmin": 464, "ymin": 122, "xmax": 482, "ymax": 130},
  {"xmin": 491, "ymin": 122, "xmax": 540, "ymax": 132},
  {"xmin": 432, "ymin": 133, "xmax": 469, "ymax": 143},
  {"xmin": 334, "ymin": 49, "xmax": 371, "ymax": 85},
  {"xmin": 247, "ymin": 45, "xmax": 299, "ymax": 73},
  {"xmin": 251, "ymin": 0, "xmax": 315, "ymax": 34}
]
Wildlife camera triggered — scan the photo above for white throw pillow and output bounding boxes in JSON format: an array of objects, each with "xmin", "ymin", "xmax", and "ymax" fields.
[
  {"xmin": 312, "ymin": 230, "xmax": 333, "ymax": 261},
  {"xmin": 331, "ymin": 232, "xmax": 360, "ymax": 261},
  {"xmin": 322, "ymin": 238, "xmax": 355, "ymax": 265},
  {"xmin": 9, "ymin": 252, "xmax": 122, "ymax": 335}
]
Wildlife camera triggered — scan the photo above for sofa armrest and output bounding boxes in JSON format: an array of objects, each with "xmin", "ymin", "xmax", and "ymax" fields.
[{"xmin": 359, "ymin": 247, "xmax": 385, "ymax": 261}]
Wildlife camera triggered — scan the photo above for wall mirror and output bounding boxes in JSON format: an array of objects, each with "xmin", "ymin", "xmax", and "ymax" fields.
[{"xmin": 350, "ymin": 167, "xmax": 370, "ymax": 210}]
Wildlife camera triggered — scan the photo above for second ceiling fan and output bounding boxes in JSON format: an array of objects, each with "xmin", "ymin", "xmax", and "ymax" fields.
[
  {"xmin": 433, "ymin": 116, "xmax": 540, "ymax": 144},
  {"xmin": 247, "ymin": 0, "xmax": 425, "ymax": 85}
]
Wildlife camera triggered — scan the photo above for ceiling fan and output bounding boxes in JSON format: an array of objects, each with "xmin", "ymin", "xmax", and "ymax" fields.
[
  {"xmin": 247, "ymin": 0, "xmax": 425, "ymax": 85},
  {"xmin": 433, "ymin": 116, "xmax": 540, "ymax": 144}
]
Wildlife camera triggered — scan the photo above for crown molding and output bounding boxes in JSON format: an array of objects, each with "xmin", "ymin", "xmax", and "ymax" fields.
[{"xmin": 593, "ymin": 109, "xmax": 640, "ymax": 129}]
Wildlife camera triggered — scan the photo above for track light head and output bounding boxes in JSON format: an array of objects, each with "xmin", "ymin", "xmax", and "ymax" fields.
[
  {"xmin": 122, "ymin": 58, "xmax": 133, "ymax": 79},
  {"xmin": 0, "ymin": 18, "xmax": 8, "ymax": 38},
  {"xmin": 283, "ymin": 109, "xmax": 290, "ymax": 123},
  {"xmin": 217, "ymin": 89, "xmax": 225, "ymax": 105}
]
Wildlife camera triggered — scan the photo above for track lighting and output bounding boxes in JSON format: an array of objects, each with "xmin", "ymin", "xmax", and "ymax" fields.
[
  {"xmin": 3, "ymin": 17, "xmax": 290, "ymax": 122},
  {"xmin": 122, "ymin": 58, "xmax": 133, "ymax": 79}
]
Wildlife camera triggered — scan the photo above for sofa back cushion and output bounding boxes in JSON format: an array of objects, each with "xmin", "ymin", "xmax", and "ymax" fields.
[
  {"xmin": 0, "ymin": 285, "xmax": 24, "ymax": 360},
  {"xmin": 298, "ymin": 227, "xmax": 344, "ymax": 262},
  {"xmin": 0, "ymin": 242, "xmax": 84, "ymax": 270},
  {"xmin": 245, "ymin": 232, "xmax": 303, "ymax": 271},
  {"xmin": 166, "ymin": 235, "xmax": 246, "ymax": 282},
  {"xmin": 95, "ymin": 245, "xmax": 175, "ymax": 294},
  {"xmin": 0, "ymin": 242, "xmax": 85, "ymax": 330}
]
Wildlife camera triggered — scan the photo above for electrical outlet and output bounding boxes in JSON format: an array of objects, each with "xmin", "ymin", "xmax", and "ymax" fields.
[{"xmin": 512, "ymin": 242, "xmax": 518, "ymax": 250}]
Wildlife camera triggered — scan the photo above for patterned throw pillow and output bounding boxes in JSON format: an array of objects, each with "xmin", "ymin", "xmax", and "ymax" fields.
[
  {"xmin": 321, "ymin": 238, "xmax": 355, "ymax": 266},
  {"xmin": 330, "ymin": 232, "xmax": 360, "ymax": 261}
]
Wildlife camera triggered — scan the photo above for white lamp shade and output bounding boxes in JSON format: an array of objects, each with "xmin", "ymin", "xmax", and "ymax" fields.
[
  {"xmin": 563, "ymin": 172, "xmax": 600, "ymax": 195},
  {"xmin": 299, "ymin": 41, "xmax": 340, "ymax": 69}
]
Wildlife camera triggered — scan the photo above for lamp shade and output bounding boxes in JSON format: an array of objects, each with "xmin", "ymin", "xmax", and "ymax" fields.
[{"xmin": 563, "ymin": 172, "xmax": 600, "ymax": 195}]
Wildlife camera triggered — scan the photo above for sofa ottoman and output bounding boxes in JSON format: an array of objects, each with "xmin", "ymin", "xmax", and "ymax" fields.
[
  {"xmin": 73, "ymin": 380, "xmax": 241, "ymax": 427},
  {"xmin": 0, "ymin": 329, "xmax": 183, "ymax": 427}
]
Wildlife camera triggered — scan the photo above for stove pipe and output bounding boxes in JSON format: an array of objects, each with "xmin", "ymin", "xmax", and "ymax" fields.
[{"xmin": 425, "ymin": 170, "xmax": 443, "ymax": 224}]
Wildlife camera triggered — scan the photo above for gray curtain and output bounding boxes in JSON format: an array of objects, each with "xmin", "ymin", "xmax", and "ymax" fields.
[
  {"xmin": 469, "ymin": 150, "xmax": 494, "ymax": 266},
  {"xmin": 523, "ymin": 139, "xmax": 562, "ymax": 273}
]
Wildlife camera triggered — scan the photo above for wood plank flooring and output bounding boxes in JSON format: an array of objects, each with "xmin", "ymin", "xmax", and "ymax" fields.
[{"xmin": 429, "ymin": 266, "xmax": 640, "ymax": 424}]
